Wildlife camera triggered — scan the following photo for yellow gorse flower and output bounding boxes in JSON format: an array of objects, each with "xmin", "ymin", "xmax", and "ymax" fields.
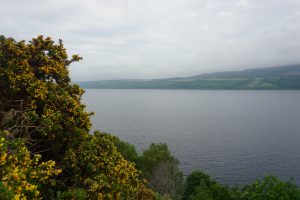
[{"xmin": 0, "ymin": 132, "xmax": 61, "ymax": 199}]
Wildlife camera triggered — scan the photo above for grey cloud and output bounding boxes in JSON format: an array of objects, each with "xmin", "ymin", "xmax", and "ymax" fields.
[{"xmin": 1, "ymin": 0, "xmax": 300, "ymax": 80}]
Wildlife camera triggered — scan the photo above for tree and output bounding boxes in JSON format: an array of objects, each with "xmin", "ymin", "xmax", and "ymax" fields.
[
  {"xmin": 183, "ymin": 171, "xmax": 214, "ymax": 200},
  {"xmin": 238, "ymin": 176, "xmax": 300, "ymax": 200},
  {"xmin": 112, "ymin": 135, "xmax": 139, "ymax": 165},
  {"xmin": 140, "ymin": 143, "xmax": 183, "ymax": 199},
  {"xmin": 183, "ymin": 171, "xmax": 300, "ymax": 200},
  {"xmin": 183, "ymin": 171, "xmax": 232, "ymax": 200}
]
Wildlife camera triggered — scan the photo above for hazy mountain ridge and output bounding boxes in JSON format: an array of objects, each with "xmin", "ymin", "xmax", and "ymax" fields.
[
  {"xmin": 77, "ymin": 64, "xmax": 300, "ymax": 89},
  {"xmin": 191, "ymin": 64, "xmax": 300, "ymax": 79}
]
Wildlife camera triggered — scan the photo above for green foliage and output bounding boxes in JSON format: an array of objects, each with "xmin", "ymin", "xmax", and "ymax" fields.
[
  {"xmin": 237, "ymin": 176, "xmax": 300, "ymax": 200},
  {"xmin": 183, "ymin": 171, "xmax": 214, "ymax": 199},
  {"xmin": 112, "ymin": 135, "xmax": 139, "ymax": 166},
  {"xmin": 183, "ymin": 171, "xmax": 232, "ymax": 200},
  {"xmin": 140, "ymin": 143, "xmax": 184, "ymax": 200},
  {"xmin": 0, "ymin": 182, "xmax": 15, "ymax": 200},
  {"xmin": 56, "ymin": 188, "xmax": 87, "ymax": 200},
  {"xmin": 184, "ymin": 171, "xmax": 300, "ymax": 200},
  {"xmin": 141, "ymin": 143, "xmax": 175, "ymax": 174},
  {"xmin": 189, "ymin": 183, "xmax": 233, "ymax": 200}
]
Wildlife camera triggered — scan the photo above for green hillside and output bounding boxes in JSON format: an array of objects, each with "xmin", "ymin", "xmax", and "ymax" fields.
[{"xmin": 77, "ymin": 64, "xmax": 300, "ymax": 90}]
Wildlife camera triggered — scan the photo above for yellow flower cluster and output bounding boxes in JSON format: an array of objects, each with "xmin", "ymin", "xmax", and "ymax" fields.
[
  {"xmin": 64, "ymin": 131, "xmax": 146, "ymax": 199},
  {"xmin": 0, "ymin": 132, "xmax": 61, "ymax": 200},
  {"xmin": 0, "ymin": 35, "xmax": 91, "ymax": 142}
]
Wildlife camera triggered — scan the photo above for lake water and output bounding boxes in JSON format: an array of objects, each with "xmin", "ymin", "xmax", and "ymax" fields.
[{"xmin": 82, "ymin": 89, "xmax": 300, "ymax": 186}]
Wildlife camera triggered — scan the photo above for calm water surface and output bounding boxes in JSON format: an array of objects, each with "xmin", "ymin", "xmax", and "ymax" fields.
[{"xmin": 83, "ymin": 89, "xmax": 300, "ymax": 185}]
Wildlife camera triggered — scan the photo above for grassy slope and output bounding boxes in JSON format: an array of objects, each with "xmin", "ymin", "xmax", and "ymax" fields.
[{"xmin": 77, "ymin": 64, "xmax": 300, "ymax": 89}]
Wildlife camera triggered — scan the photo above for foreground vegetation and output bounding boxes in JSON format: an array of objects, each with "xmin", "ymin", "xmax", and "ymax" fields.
[{"xmin": 1, "ymin": 35, "xmax": 300, "ymax": 199}]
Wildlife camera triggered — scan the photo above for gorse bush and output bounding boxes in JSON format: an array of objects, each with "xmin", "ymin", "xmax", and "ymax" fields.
[
  {"xmin": 64, "ymin": 131, "xmax": 144, "ymax": 199},
  {"xmin": 0, "ymin": 130, "xmax": 61, "ymax": 199},
  {"xmin": 0, "ymin": 35, "xmax": 91, "ymax": 162},
  {"xmin": 0, "ymin": 35, "xmax": 152, "ymax": 199}
]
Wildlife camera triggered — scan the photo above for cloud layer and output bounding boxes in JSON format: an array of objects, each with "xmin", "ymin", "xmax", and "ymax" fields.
[{"xmin": 1, "ymin": 0, "xmax": 300, "ymax": 80}]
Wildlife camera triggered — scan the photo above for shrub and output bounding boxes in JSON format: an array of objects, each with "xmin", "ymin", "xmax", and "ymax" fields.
[
  {"xmin": 0, "ymin": 131, "xmax": 61, "ymax": 199},
  {"xmin": 64, "ymin": 131, "xmax": 144, "ymax": 199},
  {"xmin": 0, "ymin": 35, "xmax": 149, "ymax": 199},
  {"xmin": 0, "ymin": 35, "xmax": 92, "ymax": 163}
]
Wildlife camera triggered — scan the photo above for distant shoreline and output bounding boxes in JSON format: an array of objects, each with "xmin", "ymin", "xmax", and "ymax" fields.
[
  {"xmin": 76, "ymin": 64, "xmax": 300, "ymax": 90},
  {"xmin": 81, "ymin": 88, "xmax": 300, "ymax": 91}
]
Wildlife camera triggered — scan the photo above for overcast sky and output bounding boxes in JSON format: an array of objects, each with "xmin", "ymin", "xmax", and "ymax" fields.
[{"xmin": 1, "ymin": 0, "xmax": 300, "ymax": 80}]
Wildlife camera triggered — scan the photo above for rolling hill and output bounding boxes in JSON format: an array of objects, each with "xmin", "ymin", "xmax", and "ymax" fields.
[{"xmin": 76, "ymin": 64, "xmax": 300, "ymax": 90}]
